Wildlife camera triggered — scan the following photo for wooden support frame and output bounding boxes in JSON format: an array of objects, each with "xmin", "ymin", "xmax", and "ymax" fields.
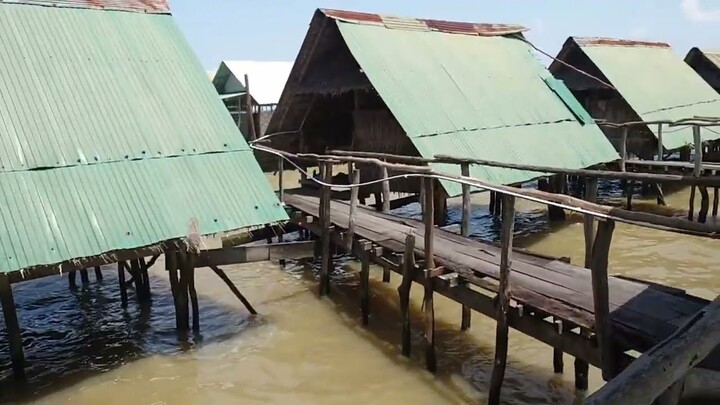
[
  {"xmin": 380, "ymin": 165, "xmax": 390, "ymax": 213},
  {"xmin": 347, "ymin": 169, "xmax": 360, "ymax": 251},
  {"xmin": 489, "ymin": 194, "xmax": 516, "ymax": 405},
  {"xmin": 398, "ymin": 233, "xmax": 416, "ymax": 357},
  {"xmin": 359, "ymin": 240, "xmax": 372, "ymax": 326},
  {"xmin": 590, "ymin": 219, "xmax": 617, "ymax": 381},
  {"xmin": 210, "ymin": 265, "xmax": 257, "ymax": 315},
  {"xmin": 0, "ymin": 274, "xmax": 25, "ymax": 379},
  {"xmin": 423, "ymin": 177, "xmax": 436, "ymax": 373},
  {"xmin": 319, "ymin": 161, "xmax": 333, "ymax": 297}
]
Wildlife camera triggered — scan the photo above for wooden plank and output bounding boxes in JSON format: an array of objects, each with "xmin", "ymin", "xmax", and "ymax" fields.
[
  {"xmin": 0, "ymin": 274, "xmax": 25, "ymax": 379},
  {"xmin": 381, "ymin": 165, "xmax": 390, "ymax": 213},
  {"xmin": 399, "ymin": 233, "xmax": 416, "ymax": 357},
  {"xmin": 210, "ymin": 266, "xmax": 257, "ymax": 314},
  {"xmin": 586, "ymin": 296, "xmax": 720, "ymax": 405},
  {"xmin": 196, "ymin": 241, "xmax": 315, "ymax": 267},
  {"xmin": 489, "ymin": 194, "xmax": 516, "ymax": 405},
  {"xmin": 591, "ymin": 219, "xmax": 617, "ymax": 380}
]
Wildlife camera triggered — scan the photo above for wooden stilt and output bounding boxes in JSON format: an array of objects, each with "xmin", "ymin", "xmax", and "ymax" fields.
[
  {"xmin": 94, "ymin": 266, "xmax": 103, "ymax": 281},
  {"xmin": 139, "ymin": 257, "xmax": 151, "ymax": 301},
  {"xmin": 553, "ymin": 319, "xmax": 564, "ymax": 374},
  {"xmin": 656, "ymin": 183, "xmax": 666, "ymax": 206},
  {"xmin": 620, "ymin": 127, "xmax": 628, "ymax": 172},
  {"xmin": 699, "ymin": 185, "xmax": 710, "ymax": 224},
  {"xmin": 80, "ymin": 268, "xmax": 90, "ymax": 284},
  {"xmin": 176, "ymin": 252, "xmax": 190, "ymax": 331},
  {"xmin": 591, "ymin": 219, "xmax": 617, "ymax": 380},
  {"xmin": 360, "ymin": 243, "xmax": 371, "ymax": 326},
  {"xmin": 489, "ymin": 194, "xmax": 516, "ymax": 405},
  {"xmin": 578, "ymin": 177, "xmax": 594, "ymax": 390},
  {"xmin": 398, "ymin": 233, "xmax": 416, "ymax": 357},
  {"xmin": 489, "ymin": 190, "xmax": 496, "ymax": 215},
  {"xmin": 714, "ymin": 186, "xmax": 719, "ymax": 217},
  {"xmin": 165, "ymin": 252, "xmax": 180, "ymax": 326},
  {"xmin": 653, "ymin": 379, "xmax": 685, "ymax": 405},
  {"xmin": 373, "ymin": 192, "xmax": 382, "ymax": 211},
  {"xmin": 380, "ymin": 165, "xmax": 390, "ymax": 213},
  {"xmin": 0, "ymin": 275, "xmax": 25, "ymax": 380},
  {"xmin": 461, "ymin": 163, "xmax": 472, "ymax": 237},
  {"xmin": 382, "ymin": 267, "xmax": 391, "ymax": 283},
  {"xmin": 689, "ymin": 185, "xmax": 696, "ymax": 221},
  {"xmin": 210, "ymin": 266, "xmax": 257, "ymax": 314},
  {"xmin": 626, "ymin": 180, "xmax": 634, "ymax": 211},
  {"xmin": 461, "ymin": 305, "xmax": 472, "ymax": 332},
  {"xmin": 118, "ymin": 261, "xmax": 128, "ymax": 308},
  {"xmin": 346, "ymin": 169, "xmax": 360, "ymax": 251},
  {"xmin": 319, "ymin": 161, "xmax": 332, "ymax": 297},
  {"xmin": 433, "ymin": 182, "xmax": 447, "ymax": 226},
  {"xmin": 423, "ymin": 177, "xmax": 436, "ymax": 373},
  {"xmin": 575, "ymin": 332, "xmax": 590, "ymax": 391},
  {"xmin": 130, "ymin": 259, "xmax": 146, "ymax": 304},
  {"xmin": 187, "ymin": 254, "xmax": 200, "ymax": 332},
  {"xmin": 68, "ymin": 270, "xmax": 77, "ymax": 289}
]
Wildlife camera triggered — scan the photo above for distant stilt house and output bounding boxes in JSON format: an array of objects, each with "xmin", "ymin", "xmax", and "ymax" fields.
[
  {"xmin": 686, "ymin": 48, "xmax": 720, "ymax": 93},
  {"xmin": 550, "ymin": 37, "xmax": 720, "ymax": 160},
  {"xmin": 212, "ymin": 61, "xmax": 293, "ymax": 139},
  {"xmin": 264, "ymin": 9, "xmax": 618, "ymax": 213},
  {"xmin": 0, "ymin": 0, "xmax": 286, "ymax": 378}
]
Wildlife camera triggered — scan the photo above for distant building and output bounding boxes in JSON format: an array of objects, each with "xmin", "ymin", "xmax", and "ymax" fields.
[
  {"xmin": 551, "ymin": 37, "xmax": 720, "ymax": 159},
  {"xmin": 212, "ymin": 61, "xmax": 293, "ymax": 138},
  {"xmin": 686, "ymin": 48, "xmax": 720, "ymax": 93}
]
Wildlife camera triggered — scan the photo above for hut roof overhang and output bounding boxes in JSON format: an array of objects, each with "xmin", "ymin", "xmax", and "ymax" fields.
[
  {"xmin": 551, "ymin": 37, "xmax": 720, "ymax": 151},
  {"xmin": 685, "ymin": 47, "xmax": 720, "ymax": 93},
  {"xmin": 267, "ymin": 9, "xmax": 619, "ymax": 197},
  {"xmin": 0, "ymin": 1, "xmax": 287, "ymax": 276},
  {"xmin": 212, "ymin": 61, "xmax": 293, "ymax": 105}
]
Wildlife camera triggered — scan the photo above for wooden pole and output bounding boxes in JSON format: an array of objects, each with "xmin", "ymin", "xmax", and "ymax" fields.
[
  {"xmin": 139, "ymin": 257, "xmax": 151, "ymax": 301},
  {"xmin": 0, "ymin": 275, "xmax": 25, "ymax": 380},
  {"xmin": 689, "ymin": 185, "xmax": 696, "ymax": 222},
  {"xmin": 693, "ymin": 125, "xmax": 702, "ymax": 178},
  {"xmin": 360, "ymin": 243, "xmax": 371, "ymax": 326},
  {"xmin": 620, "ymin": 127, "xmax": 628, "ymax": 172},
  {"xmin": 489, "ymin": 190, "xmax": 496, "ymax": 216},
  {"xmin": 656, "ymin": 124, "xmax": 667, "ymax": 205},
  {"xmin": 625, "ymin": 180, "xmax": 634, "ymax": 211},
  {"xmin": 80, "ymin": 268, "xmax": 90, "ymax": 284},
  {"xmin": 118, "ymin": 261, "xmax": 128, "ymax": 308},
  {"xmin": 398, "ymin": 233, "xmax": 416, "ymax": 357},
  {"xmin": 244, "ymin": 74, "xmax": 257, "ymax": 141},
  {"xmin": 319, "ymin": 161, "xmax": 332, "ymax": 297},
  {"xmin": 577, "ymin": 177, "xmax": 597, "ymax": 391},
  {"xmin": 94, "ymin": 266, "xmax": 103, "ymax": 281},
  {"xmin": 553, "ymin": 319, "xmax": 564, "ymax": 373},
  {"xmin": 187, "ymin": 253, "xmax": 200, "ymax": 332},
  {"xmin": 68, "ymin": 270, "xmax": 77, "ymax": 289},
  {"xmin": 423, "ymin": 177, "xmax": 436, "ymax": 373},
  {"xmin": 461, "ymin": 162, "xmax": 471, "ymax": 238},
  {"xmin": 699, "ymin": 185, "xmax": 710, "ymax": 224},
  {"xmin": 176, "ymin": 252, "xmax": 190, "ymax": 331},
  {"xmin": 278, "ymin": 156, "xmax": 285, "ymax": 203},
  {"xmin": 713, "ymin": 185, "xmax": 719, "ymax": 217},
  {"xmin": 347, "ymin": 169, "xmax": 360, "ymax": 251},
  {"xmin": 210, "ymin": 266, "xmax": 257, "ymax": 314},
  {"xmin": 591, "ymin": 219, "xmax": 617, "ymax": 380},
  {"xmin": 381, "ymin": 165, "xmax": 390, "ymax": 213},
  {"xmin": 488, "ymin": 194, "xmax": 516, "ymax": 405}
]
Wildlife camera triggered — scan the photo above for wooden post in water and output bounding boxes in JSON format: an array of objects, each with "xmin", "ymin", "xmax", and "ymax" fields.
[
  {"xmin": 347, "ymin": 169, "xmax": 360, "ymax": 252},
  {"xmin": 94, "ymin": 266, "xmax": 103, "ymax": 281},
  {"xmin": 359, "ymin": 241, "xmax": 371, "ymax": 326},
  {"xmin": 626, "ymin": 180, "xmax": 634, "ymax": 211},
  {"xmin": 689, "ymin": 185, "xmax": 696, "ymax": 222},
  {"xmin": 699, "ymin": 185, "xmax": 710, "ymax": 224},
  {"xmin": 139, "ymin": 257, "xmax": 151, "ymax": 301},
  {"xmin": 591, "ymin": 219, "xmax": 617, "ymax": 380},
  {"xmin": 423, "ymin": 177, "xmax": 437, "ymax": 373},
  {"xmin": 117, "ymin": 261, "xmax": 128, "ymax": 308},
  {"xmin": 575, "ymin": 177, "xmax": 597, "ymax": 390},
  {"xmin": 187, "ymin": 253, "xmax": 200, "ymax": 332},
  {"xmin": 489, "ymin": 194, "xmax": 516, "ymax": 405},
  {"xmin": 68, "ymin": 270, "xmax": 77, "ymax": 289},
  {"xmin": 398, "ymin": 233, "xmax": 416, "ymax": 357},
  {"xmin": 80, "ymin": 268, "xmax": 90, "ymax": 284},
  {"xmin": 460, "ymin": 163, "xmax": 473, "ymax": 331},
  {"xmin": 244, "ymin": 74, "xmax": 257, "ymax": 141},
  {"xmin": 693, "ymin": 125, "xmax": 702, "ymax": 178},
  {"xmin": 489, "ymin": 190, "xmax": 496, "ymax": 216},
  {"xmin": 278, "ymin": 156, "xmax": 285, "ymax": 203},
  {"xmin": 714, "ymin": 180, "xmax": 719, "ymax": 218},
  {"xmin": 166, "ymin": 252, "xmax": 180, "ymax": 327},
  {"xmin": 620, "ymin": 127, "xmax": 628, "ymax": 172},
  {"xmin": 656, "ymin": 124, "xmax": 667, "ymax": 206},
  {"xmin": 0, "ymin": 275, "xmax": 25, "ymax": 380},
  {"xmin": 176, "ymin": 251, "xmax": 190, "ymax": 331},
  {"xmin": 319, "ymin": 161, "xmax": 333, "ymax": 297},
  {"xmin": 210, "ymin": 266, "xmax": 257, "ymax": 314},
  {"xmin": 381, "ymin": 165, "xmax": 390, "ymax": 213}
]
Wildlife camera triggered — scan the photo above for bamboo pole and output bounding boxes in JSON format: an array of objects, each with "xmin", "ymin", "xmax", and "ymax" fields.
[
  {"xmin": 398, "ymin": 233, "xmax": 416, "ymax": 357},
  {"xmin": 210, "ymin": 265, "xmax": 257, "ymax": 314},
  {"xmin": 381, "ymin": 165, "xmax": 390, "ymax": 213},
  {"xmin": 489, "ymin": 194, "xmax": 516, "ymax": 405},
  {"xmin": 347, "ymin": 169, "xmax": 360, "ymax": 251},
  {"xmin": 423, "ymin": 177, "xmax": 436, "ymax": 373},
  {"xmin": 319, "ymin": 161, "xmax": 332, "ymax": 297},
  {"xmin": 0, "ymin": 275, "xmax": 25, "ymax": 379},
  {"xmin": 591, "ymin": 219, "xmax": 617, "ymax": 380}
]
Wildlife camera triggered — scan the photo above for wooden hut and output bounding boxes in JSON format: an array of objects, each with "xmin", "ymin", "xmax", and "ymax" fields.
[
  {"xmin": 550, "ymin": 37, "xmax": 720, "ymax": 160},
  {"xmin": 686, "ymin": 48, "xmax": 720, "ymax": 93},
  {"xmin": 0, "ymin": 0, "xmax": 287, "ymax": 379},
  {"xmin": 264, "ymin": 9, "xmax": 618, "ymax": 216},
  {"xmin": 212, "ymin": 61, "xmax": 293, "ymax": 139}
]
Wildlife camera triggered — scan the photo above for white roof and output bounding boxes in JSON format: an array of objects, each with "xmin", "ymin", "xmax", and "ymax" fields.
[{"xmin": 221, "ymin": 61, "xmax": 293, "ymax": 105}]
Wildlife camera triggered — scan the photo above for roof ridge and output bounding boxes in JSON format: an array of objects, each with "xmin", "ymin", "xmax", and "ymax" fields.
[
  {"xmin": 573, "ymin": 36, "xmax": 671, "ymax": 49},
  {"xmin": 0, "ymin": 0, "xmax": 170, "ymax": 14}
]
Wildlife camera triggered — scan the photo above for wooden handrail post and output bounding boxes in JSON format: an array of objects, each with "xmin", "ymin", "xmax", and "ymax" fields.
[
  {"xmin": 381, "ymin": 165, "xmax": 390, "ymax": 213},
  {"xmin": 278, "ymin": 156, "xmax": 285, "ymax": 203},
  {"xmin": 693, "ymin": 125, "xmax": 702, "ymax": 178},
  {"xmin": 461, "ymin": 163, "xmax": 471, "ymax": 237},
  {"xmin": 591, "ymin": 219, "xmax": 617, "ymax": 380},
  {"xmin": 489, "ymin": 194, "xmax": 516, "ymax": 405},
  {"xmin": 620, "ymin": 127, "xmax": 628, "ymax": 172},
  {"xmin": 347, "ymin": 169, "xmax": 360, "ymax": 251},
  {"xmin": 319, "ymin": 161, "xmax": 333, "ymax": 297},
  {"xmin": 398, "ymin": 232, "xmax": 416, "ymax": 357},
  {"xmin": 423, "ymin": 177, "xmax": 436, "ymax": 373}
]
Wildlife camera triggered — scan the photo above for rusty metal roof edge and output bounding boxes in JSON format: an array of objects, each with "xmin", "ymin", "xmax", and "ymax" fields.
[
  {"xmin": 320, "ymin": 8, "xmax": 527, "ymax": 36},
  {"xmin": 573, "ymin": 36, "xmax": 671, "ymax": 49},
  {"xmin": 0, "ymin": 0, "xmax": 171, "ymax": 14}
]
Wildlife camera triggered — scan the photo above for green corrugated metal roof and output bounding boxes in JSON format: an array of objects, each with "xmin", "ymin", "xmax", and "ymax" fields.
[
  {"xmin": 0, "ymin": 3, "xmax": 286, "ymax": 274},
  {"xmin": 576, "ymin": 39, "xmax": 720, "ymax": 150},
  {"xmin": 336, "ymin": 21, "xmax": 619, "ymax": 196}
]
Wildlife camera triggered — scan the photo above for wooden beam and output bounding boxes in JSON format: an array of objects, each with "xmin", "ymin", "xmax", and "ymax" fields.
[
  {"xmin": 196, "ymin": 241, "xmax": 315, "ymax": 267},
  {"xmin": 699, "ymin": 185, "xmax": 710, "ymax": 224},
  {"xmin": 461, "ymin": 162, "xmax": 472, "ymax": 238},
  {"xmin": 0, "ymin": 274, "xmax": 25, "ymax": 379},
  {"xmin": 319, "ymin": 162, "xmax": 332, "ymax": 297},
  {"xmin": 381, "ymin": 165, "xmax": 390, "ymax": 213},
  {"xmin": 398, "ymin": 233, "xmax": 416, "ymax": 357},
  {"xmin": 693, "ymin": 125, "xmax": 702, "ymax": 177},
  {"xmin": 210, "ymin": 266, "xmax": 257, "ymax": 315},
  {"xmin": 359, "ymin": 241, "xmax": 371, "ymax": 326},
  {"xmin": 489, "ymin": 194, "xmax": 516, "ymax": 405},
  {"xmin": 585, "ymin": 296, "xmax": 720, "ymax": 405},
  {"xmin": 347, "ymin": 169, "xmax": 360, "ymax": 251},
  {"xmin": 590, "ymin": 219, "xmax": 617, "ymax": 380},
  {"xmin": 423, "ymin": 177, "xmax": 436, "ymax": 373}
]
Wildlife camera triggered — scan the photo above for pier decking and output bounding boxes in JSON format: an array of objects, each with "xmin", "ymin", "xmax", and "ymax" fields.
[{"xmin": 284, "ymin": 192, "xmax": 719, "ymax": 371}]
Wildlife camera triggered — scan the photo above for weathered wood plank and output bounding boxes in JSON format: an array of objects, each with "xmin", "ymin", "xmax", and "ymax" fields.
[
  {"xmin": 591, "ymin": 219, "xmax": 617, "ymax": 380},
  {"xmin": 196, "ymin": 241, "xmax": 315, "ymax": 267}
]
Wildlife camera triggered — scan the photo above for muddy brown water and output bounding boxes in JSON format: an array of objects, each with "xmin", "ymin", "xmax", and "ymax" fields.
[{"xmin": 1, "ymin": 182, "xmax": 718, "ymax": 404}]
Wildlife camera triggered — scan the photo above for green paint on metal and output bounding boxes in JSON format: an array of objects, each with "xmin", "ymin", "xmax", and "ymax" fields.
[
  {"xmin": 0, "ymin": 4, "xmax": 286, "ymax": 274},
  {"xmin": 543, "ymin": 77, "xmax": 594, "ymax": 125},
  {"xmin": 336, "ymin": 21, "xmax": 618, "ymax": 196},
  {"xmin": 579, "ymin": 44, "xmax": 720, "ymax": 150}
]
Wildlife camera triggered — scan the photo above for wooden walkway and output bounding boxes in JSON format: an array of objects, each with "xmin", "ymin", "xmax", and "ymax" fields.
[{"xmin": 284, "ymin": 193, "xmax": 720, "ymax": 372}]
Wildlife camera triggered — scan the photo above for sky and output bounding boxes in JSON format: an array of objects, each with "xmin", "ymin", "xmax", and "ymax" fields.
[{"xmin": 169, "ymin": 0, "xmax": 720, "ymax": 71}]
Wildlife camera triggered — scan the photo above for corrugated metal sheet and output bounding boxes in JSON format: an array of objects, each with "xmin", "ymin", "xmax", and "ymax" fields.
[
  {"xmin": 337, "ymin": 21, "xmax": 618, "ymax": 196},
  {"xmin": 0, "ymin": 3, "xmax": 287, "ymax": 274},
  {"xmin": 576, "ymin": 38, "xmax": 720, "ymax": 150},
  {"xmin": 0, "ymin": 0, "xmax": 169, "ymax": 13}
]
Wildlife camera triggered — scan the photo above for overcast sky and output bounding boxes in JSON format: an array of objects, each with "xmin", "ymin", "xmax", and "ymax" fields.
[{"xmin": 169, "ymin": 0, "xmax": 720, "ymax": 71}]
